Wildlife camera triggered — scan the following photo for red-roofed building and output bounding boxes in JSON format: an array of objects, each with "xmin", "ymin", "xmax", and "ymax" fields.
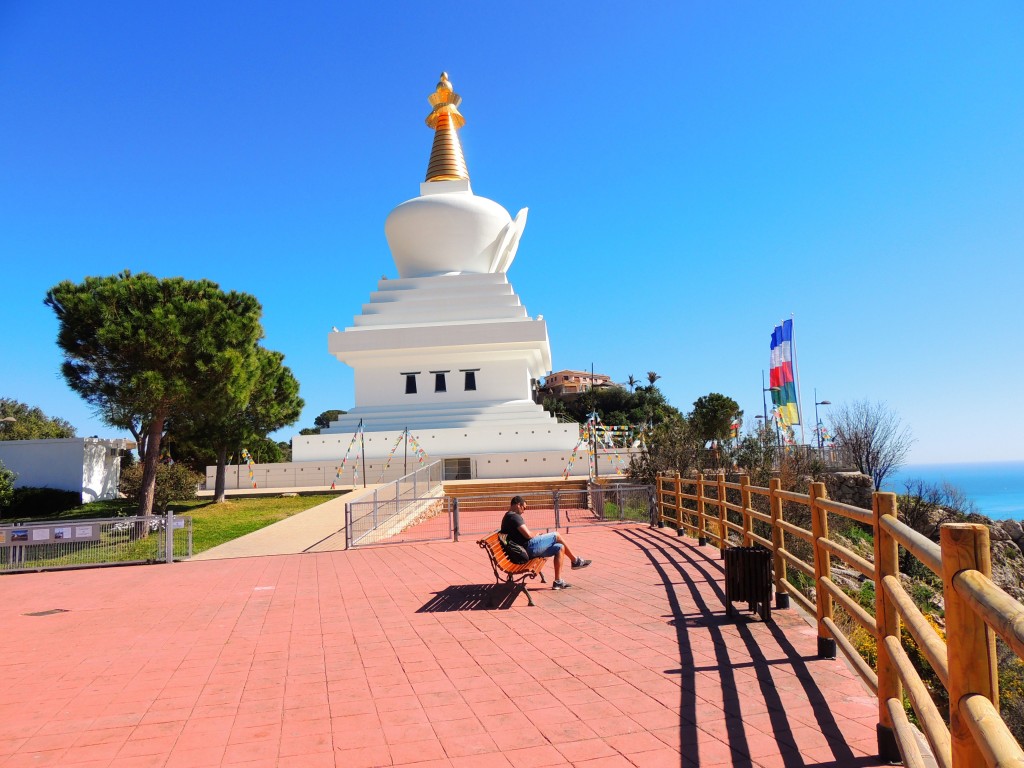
[{"xmin": 540, "ymin": 369, "xmax": 614, "ymax": 397}]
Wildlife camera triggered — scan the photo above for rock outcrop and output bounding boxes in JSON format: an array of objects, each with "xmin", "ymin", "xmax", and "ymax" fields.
[{"xmin": 825, "ymin": 472, "xmax": 874, "ymax": 510}]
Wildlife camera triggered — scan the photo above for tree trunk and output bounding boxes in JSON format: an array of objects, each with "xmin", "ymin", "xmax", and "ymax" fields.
[
  {"xmin": 137, "ymin": 413, "xmax": 165, "ymax": 518},
  {"xmin": 214, "ymin": 444, "xmax": 228, "ymax": 503},
  {"xmin": 128, "ymin": 420, "xmax": 147, "ymax": 465}
]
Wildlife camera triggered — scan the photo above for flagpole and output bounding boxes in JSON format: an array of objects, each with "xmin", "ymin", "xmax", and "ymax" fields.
[
  {"xmin": 359, "ymin": 419, "xmax": 366, "ymax": 488},
  {"xmin": 790, "ymin": 313, "xmax": 806, "ymax": 446}
]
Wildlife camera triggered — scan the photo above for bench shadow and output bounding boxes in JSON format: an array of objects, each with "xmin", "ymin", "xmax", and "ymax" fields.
[
  {"xmin": 416, "ymin": 584, "xmax": 525, "ymax": 612},
  {"xmin": 616, "ymin": 527, "xmax": 879, "ymax": 768}
]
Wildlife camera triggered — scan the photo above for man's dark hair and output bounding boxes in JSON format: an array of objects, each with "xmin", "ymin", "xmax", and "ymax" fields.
[{"xmin": 510, "ymin": 495, "xmax": 525, "ymax": 507}]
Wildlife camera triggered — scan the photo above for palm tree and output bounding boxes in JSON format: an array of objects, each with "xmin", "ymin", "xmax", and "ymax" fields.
[
  {"xmin": 646, "ymin": 371, "xmax": 662, "ymax": 388},
  {"xmin": 626, "ymin": 374, "xmax": 638, "ymax": 393}
]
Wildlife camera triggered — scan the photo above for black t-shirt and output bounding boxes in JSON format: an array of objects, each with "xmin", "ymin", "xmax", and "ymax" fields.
[{"xmin": 501, "ymin": 510, "xmax": 529, "ymax": 547}]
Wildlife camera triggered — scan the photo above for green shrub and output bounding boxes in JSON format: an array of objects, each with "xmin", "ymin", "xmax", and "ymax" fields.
[
  {"xmin": 998, "ymin": 640, "xmax": 1024, "ymax": 744},
  {"xmin": 909, "ymin": 579, "xmax": 939, "ymax": 612},
  {"xmin": 120, "ymin": 463, "xmax": 202, "ymax": 513},
  {"xmin": 845, "ymin": 523, "xmax": 874, "ymax": 547},
  {"xmin": 856, "ymin": 580, "xmax": 876, "ymax": 610},
  {"xmin": 4, "ymin": 487, "xmax": 82, "ymax": 518},
  {"xmin": 786, "ymin": 569, "xmax": 814, "ymax": 597},
  {"xmin": 0, "ymin": 459, "xmax": 14, "ymax": 510}
]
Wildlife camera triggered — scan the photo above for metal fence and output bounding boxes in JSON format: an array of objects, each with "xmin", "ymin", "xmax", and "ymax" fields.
[
  {"xmin": 346, "ymin": 483, "xmax": 656, "ymax": 548},
  {"xmin": 692, "ymin": 444, "xmax": 848, "ymax": 474},
  {"xmin": 0, "ymin": 512, "xmax": 193, "ymax": 574},
  {"xmin": 346, "ymin": 494, "xmax": 453, "ymax": 547},
  {"xmin": 345, "ymin": 460, "xmax": 444, "ymax": 547},
  {"xmin": 454, "ymin": 484, "xmax": 657, "ymax": 539}
]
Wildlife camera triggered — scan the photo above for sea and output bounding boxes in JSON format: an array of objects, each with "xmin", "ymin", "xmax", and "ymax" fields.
[{"xmin": 882, "ymin": 461, "xmax": 1024, "ymax": 521}]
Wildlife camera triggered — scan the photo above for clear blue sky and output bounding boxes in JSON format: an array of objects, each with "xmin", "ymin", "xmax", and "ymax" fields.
[{"xmin": 2, "ymin": 2, "xmax": 1022, "ymax": 464}]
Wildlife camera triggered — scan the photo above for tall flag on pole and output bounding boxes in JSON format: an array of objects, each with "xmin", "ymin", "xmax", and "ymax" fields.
[{"xmin": 769, "ymin": 319, "xmax": 801, "ymax": 428}]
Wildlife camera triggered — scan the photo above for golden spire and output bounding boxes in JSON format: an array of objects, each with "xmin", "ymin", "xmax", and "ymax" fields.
[{"xmin": 424, "ymin": 72, "xmax": 469, "ymax": 182}]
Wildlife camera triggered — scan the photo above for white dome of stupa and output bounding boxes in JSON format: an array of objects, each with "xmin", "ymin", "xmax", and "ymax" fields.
[{"xmin": 385, "ymin": 73, "xmax": 527, "ymax": 279}]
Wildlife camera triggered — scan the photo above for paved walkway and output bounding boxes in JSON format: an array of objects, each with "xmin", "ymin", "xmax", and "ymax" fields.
[
  {"xmin": 192, "ymin": 487, "xmax": 382, "ymax": 560},
  {"xmin": 0, "ymin": 524, "xmax": 887, "ymax": 767}
]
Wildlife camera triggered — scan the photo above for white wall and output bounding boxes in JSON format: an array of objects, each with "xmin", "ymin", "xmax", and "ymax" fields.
[
  {"xmin": 298, "ymin": 422, "xmax": 579, "ymax": 462},
  {"xmin": 470, "ymin": 449, "xmax": 636, "ymax": 480},
  {"xmin": 353, "ymin": 355, "xmax": 534, "ymax": 407},
  {"xmin": 207, "ymin": 448, "xmax": 640, "ymax": 490},
  {"xmin": 0, "ymin": 438, "xmax": 127, "ymax": 502},
  {"xmin": 82, "ymin": 441, "xmax": 121, "ymax": 502}
]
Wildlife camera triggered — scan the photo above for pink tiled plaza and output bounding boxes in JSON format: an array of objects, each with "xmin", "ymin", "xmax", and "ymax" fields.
[{"xmin": 1, "ymin": 525, "xmax": 888, "ymax": 767}]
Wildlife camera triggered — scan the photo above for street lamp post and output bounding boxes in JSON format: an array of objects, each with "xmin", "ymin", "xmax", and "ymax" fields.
[
  {"xmin": 813, "ymin": 390, "xmax": 831, "ymax": 451},
  {"xmin": 760, "ymin": 370, "xmax": 769, "ymax": 424}
]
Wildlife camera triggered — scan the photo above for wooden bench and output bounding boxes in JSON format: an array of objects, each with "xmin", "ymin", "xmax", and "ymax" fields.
[{"xmin": 477, "ymin": 532, "xmax": 547, "ymax": 606}]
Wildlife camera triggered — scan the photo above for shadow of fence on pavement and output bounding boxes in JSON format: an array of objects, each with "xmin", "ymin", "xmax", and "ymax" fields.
[{"xmin": 616, "ymin": 527, "xmax": 878, "ymax": 768}]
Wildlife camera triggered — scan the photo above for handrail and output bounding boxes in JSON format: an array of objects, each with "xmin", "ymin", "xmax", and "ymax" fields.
[
  {"xmin": 816, "ymin": 495, "xmax": 874, "ymax": 525},
  {"xmin": 953, "ymin": 569, "xmax": 1024, "ymax": 660},
  {"xmin": 823, "ymin": 615, "xmax": 878, "ymax": 692},
  {"xmin": 888, "ymin": 697, "xmax": 929, "ymax": 768},
  {"xmin": 775, "ymin": 488, "xmax": 811, "ymax": 504},
  {"xmin": 882, "ymin": 574, "xmax": 950, "ymax": 689},
  {"xmin": 884, "ymin": 634, "xmax": 953, "ymax": 768},
  {"xmin": 881, "ymin": 513, "xmax": 943, "ymax": 576},
  {"xmin": 961, "ymin": 694, "xmax": 1024, "ymax": 766},
  {"xmin": 819, "ymin": 576, "xmax": 876, "ymax": 634},
  {"xmin": 346, "ymin": 459, "xmax": 443, "ymax": 547},
  {"xmin": 777, "ymin": 547, "xmax": 813, "ymax": 577},
  {"xmin": 819, "ymin": 537, "xmax": 873, "ymax": 579},
  {"xmin": 776, "ymin": 518, "xmax": 813, "ymax": 544},
  {"xmin": 655, "ymin": 471, "xmax": 1024, "ymax": 767}
]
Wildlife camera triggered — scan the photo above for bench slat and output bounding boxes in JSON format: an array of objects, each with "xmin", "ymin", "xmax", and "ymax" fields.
[
  {"xmin": 477, "ymin": 532, "xmax": 546, "ymax": 607},
  {"xmin": 479, "ymin": 533, "xmax": 545, "ymax": 576}
]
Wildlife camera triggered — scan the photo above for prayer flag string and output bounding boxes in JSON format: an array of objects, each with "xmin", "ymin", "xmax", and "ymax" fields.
[
  {"xmin": 332, "ymin": 423, "xmax": 364, "ymax": 488},
  {"xmin": 240, "ymin": 448, "xmax": 257, "ymax": 488},
  {"xmin": 376, "ymin": 432, "xmax": 407, "ymax": 483}
]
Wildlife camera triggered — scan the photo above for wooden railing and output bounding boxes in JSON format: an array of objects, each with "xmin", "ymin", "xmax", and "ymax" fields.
[{"xmin": 656, "ymin": 472, "xmax": 1024, "ymax": 768}]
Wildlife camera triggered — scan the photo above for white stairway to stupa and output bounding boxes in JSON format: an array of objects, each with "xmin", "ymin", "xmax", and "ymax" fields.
[{"xmin": 292, "ymin": 73, "xmax": 580, "ymax": 476}]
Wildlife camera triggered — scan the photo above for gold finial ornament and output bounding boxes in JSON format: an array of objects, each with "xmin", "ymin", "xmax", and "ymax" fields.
[{"xmin": 424, "ymin": 72, "xmax": 469, "ymax": 182}]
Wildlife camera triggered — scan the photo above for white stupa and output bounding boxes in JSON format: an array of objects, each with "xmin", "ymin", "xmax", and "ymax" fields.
[{"xmin": 292, "ymin": 74, "xmax": 578, "ymax": 477}]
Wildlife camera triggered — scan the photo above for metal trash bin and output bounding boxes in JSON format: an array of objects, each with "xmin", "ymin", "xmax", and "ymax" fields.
[{"xmin": 724, "ymin": 546, "xmax": 773, "ymax": 621}]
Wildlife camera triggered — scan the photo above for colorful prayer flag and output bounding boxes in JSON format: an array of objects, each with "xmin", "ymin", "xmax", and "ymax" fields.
[{"xmin": 769, "ymin": 319, "xmax": 801, "ymax": 427}]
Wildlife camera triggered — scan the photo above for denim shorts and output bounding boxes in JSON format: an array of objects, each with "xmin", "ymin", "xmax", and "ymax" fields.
[{"xmin": 527, "ymin": 532, "xmax": 562, "ymax": 559}]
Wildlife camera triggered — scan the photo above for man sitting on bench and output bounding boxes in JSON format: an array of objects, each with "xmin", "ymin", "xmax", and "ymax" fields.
[{"xmin": 501, "ymin": 495, "xmax": 591, "ymax": 590}]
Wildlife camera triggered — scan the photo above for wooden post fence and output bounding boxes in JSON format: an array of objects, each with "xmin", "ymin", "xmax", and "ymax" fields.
[
  {"xmin": 941, "ymin": 523, "xmax": 999, "ymax": 768},
  {"xmin": 809, "ymin": 481, "xmax": 836, "ymax": 659},
  {"xmin": 740, "ymin": 474, "xmax": 752, "ymax": 547},
  {"xmin": 717, "ymin": 472, "xmax": 727, "ymax": 556},
  {"xmin": 769, "ymin": 477, "xmax": 789, "ymax": 609},
  {"xmin": 696, "ymin": 474, "xmax": 707, "ymax": 545},
  {"xmin": 674, "ymin": 475, "xmax": 684, "ymax": 536},
  {"xmin": 873, "ymin": 492, "xmax": 903, "ymax": 763},
  {"xmin": 650, "ymin": 471, "xmax": 1024, "ymax": 766}
]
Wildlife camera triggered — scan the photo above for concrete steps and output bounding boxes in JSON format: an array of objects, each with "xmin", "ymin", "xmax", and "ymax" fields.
[
  {"xmin": 324, "ymin": 400, "xmax": 564, "ymax": 432},
  {"xmin": 444, "ymin": 477, "xmax": 588, "ymax": 515}
]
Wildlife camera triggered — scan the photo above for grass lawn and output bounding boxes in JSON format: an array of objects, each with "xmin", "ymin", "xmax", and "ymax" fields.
[
  {"xmin": 186, "ymin": 494, "xmax": 344, "ymax": 553},
  {"xmin": 5, "ymin": 493, "xmax": 346, "ymax": 556}
]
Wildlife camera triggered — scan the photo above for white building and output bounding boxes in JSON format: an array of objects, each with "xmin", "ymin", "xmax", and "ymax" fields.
[
  {"xmin": 0, "ymin": 437, "xmax": 132, "ymax": 503},
  {"xmin": 292, "ymin": 73, "xmax": 581, "ymax": 479}
]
